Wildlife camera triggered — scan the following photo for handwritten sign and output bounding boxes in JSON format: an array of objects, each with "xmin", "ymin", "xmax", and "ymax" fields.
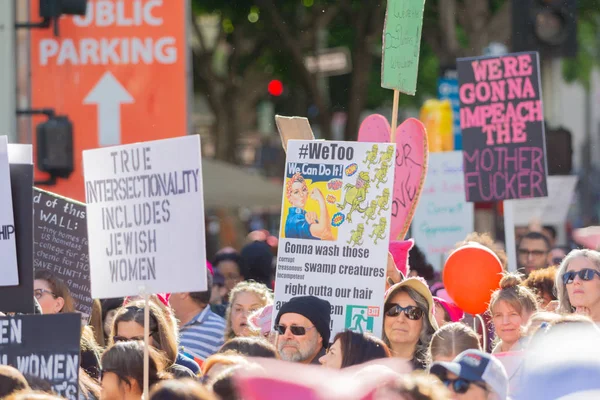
[
  {"xmin": 458, "ymin": 52, "xmax": 548, "ymax": 202},
  {"xmin": 274, "ymin": 140, "xmax": 395, "ymax": 339},
  {"xmin": 0, "ymin": 314, "xmax": 81, "ymax": 399},
  {"xmin": 34, "ymin": 189, "xmax": 92, "ymax": 320},
  {"xmin": 412, "ymin": 152, "xmax": 474, "ymax": 270},
  {"xmin": 381, "ymin": 0, "xmax": 426, "ymax": 95},
  {"xmin": 83, "ymin": 136, "xmax": 207, "ymax": 299},
  {"xmin": 357, "ymin": 115, "xmax": 428, "ymax": 240},
  {"xmin": 0, "ymin": 136, "xmax": 19, "ymax": 286},
  {"xmin": 512, "ymin": 175, "xmax": 577, "ymax": 226}
]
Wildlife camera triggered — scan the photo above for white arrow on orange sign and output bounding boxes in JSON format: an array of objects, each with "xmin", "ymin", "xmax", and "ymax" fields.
[{"xmin": 84, "ymin": 72, "xmax": 134, "ymax": 146}]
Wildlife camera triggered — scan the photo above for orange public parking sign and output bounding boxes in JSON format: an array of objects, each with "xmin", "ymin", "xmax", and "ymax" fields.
[{"xmin": 30, "ymin": 0, "xmax": 189, "ymax": 201}]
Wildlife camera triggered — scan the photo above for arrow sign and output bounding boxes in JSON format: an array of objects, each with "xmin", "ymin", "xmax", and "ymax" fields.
[{"xmin": 84, "ymin": 72, "xmax": 134, "ymax": 146}]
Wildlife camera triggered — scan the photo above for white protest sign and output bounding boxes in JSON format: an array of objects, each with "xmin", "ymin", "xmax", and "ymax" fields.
[
  {"xmin": 512, "ymin": 175, "xmax": 578, "ymax": 226},
  {"xmin": 412, "ymin": 151, "xmax": 474, "ymax": 271},
  {"xmin": 274, "ymin": 140, "xmax": 395, "ymax": 339},
  {"xmin": 83, "ymin": 136, "xmax": 207, "ymax": 298},
  {"xmin": 0, "ymin": 136, "xmax": 19, "ymax": 286}
]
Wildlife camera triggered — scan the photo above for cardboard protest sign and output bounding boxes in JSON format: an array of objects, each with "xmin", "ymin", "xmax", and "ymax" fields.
[
  {"xmin": 357, "ymin": 115, "xmax": 428, "ymax": 240},
  {"xmin": 83, "ymin": 136, "xmax": 207, "ymax": 299},
  {"xmin": 381, "ymin": 0, "xmax": 426, "ymax": 95},
  {"xmin": 34, "ymin": 188, "xmax": 93, "ymax": 320},
  {"xmin": 412, "ymin": 152, "xmax": 474, "ymax": 270},
  {"xmin": 275, "ymin": 115, "xmax": 316, "ymax": 152},
  {"xmin": 274, "ymin": 140, "xmax": 395, "ymax": 338},
  {"xmin": 512, "ymin": 175, "xmax": 577, "ymax": 226},
  {"xmin": 0, "ymin": 137, "xmax": 19, "ymax": 286},
  {"xmin": 0, "ymin": 145, "xmax": 34, "ymax": 314},
  {"xmin": 458, "ymin": 52, "xmax": 548, "ymax": 202},
  {"xmin": 0, "ymin": 314, "xmax": 81, "ymax": 399}
]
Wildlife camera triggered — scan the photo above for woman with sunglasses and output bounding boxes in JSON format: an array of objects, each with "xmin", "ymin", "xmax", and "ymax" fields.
[
  {"xmin": 111, "ymin": 301, "xmax": 198, "ymax": 379},
  {"xmin": 382, "ymin": 278, "xmax": 439, "ymax": 370},
  {"xmin": 555, "ymin": 249, "xmax": 600, "ymax": 322},
  {"xmin": 489, "ymin": 273, "xmax": 538, "ymax": 354},
  {"xmin": 319, "ymin": 330, "xmax": 390, "ymax": 368}
]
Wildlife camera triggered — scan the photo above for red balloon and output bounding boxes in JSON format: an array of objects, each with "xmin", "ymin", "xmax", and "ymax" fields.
[{"xmin": 443, "ymin": 242, "xmax": 503, "ymax": 315}]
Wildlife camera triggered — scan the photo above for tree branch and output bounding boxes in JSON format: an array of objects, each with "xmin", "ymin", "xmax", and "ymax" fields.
[{"xmin": 487, "ymin": 0, "xmax": 512, "ymax": 46}]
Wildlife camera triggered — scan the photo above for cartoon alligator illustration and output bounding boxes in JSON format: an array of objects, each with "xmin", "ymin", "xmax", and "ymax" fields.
[{"xmin": 337, "ymin": 171, "xmax": 370, "ymax": 223}]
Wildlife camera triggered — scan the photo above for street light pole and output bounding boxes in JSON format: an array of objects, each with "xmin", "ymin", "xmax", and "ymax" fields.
[{"xmin": 0, "ymin": 0, "xmax": 17, "ymax": 142}]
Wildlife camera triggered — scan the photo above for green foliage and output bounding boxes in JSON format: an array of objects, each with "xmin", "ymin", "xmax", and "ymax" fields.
[{"xmin": 562, "ymin": 16, "xmax": 600, "ymax": 90}]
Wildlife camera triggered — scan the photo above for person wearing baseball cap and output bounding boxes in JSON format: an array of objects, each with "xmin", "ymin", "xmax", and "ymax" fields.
[
  {"xmin": 274, "ymin": 295, "xmax": 331, "ymax": 365},
  {"xmin": 431, "ymin": 349, "xmax": 509, "ymax": 400}
]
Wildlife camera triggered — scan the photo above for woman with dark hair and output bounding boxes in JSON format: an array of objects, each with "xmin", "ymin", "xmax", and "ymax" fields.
[
  {"xmin": 33, "ymin": 270, "xmax": 75, "ymax": 314},
  {"xmin": 101, "ymin": 298, "xmax": 124, "ymax": 344},
  {"xmin": 100, "ymin": 341, "xmax": 170, "ymax": 399},
  {"xmin": 111, "ymin": 301, "xmax": 198, "ymax": 378},
  {"xmin": 218, "ymin": 336, "xmax": 277, "ymax": 358},
  {"xmin": 319, "ymin": 330, "xmax": 390, "ymax": 368},
  {"xmin": 150, "ymin": 379, "xmax": 217, "ymax": 400}
]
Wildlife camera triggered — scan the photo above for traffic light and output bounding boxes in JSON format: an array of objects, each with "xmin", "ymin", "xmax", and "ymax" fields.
[
  {"xmin": 268, "ymin": 80, "xmax": 284, "ymax": 97},
  {"xmin": 512, "ymin": 0, "xmax": 577, "ymax": 58},
  {"xmin": 36, "ymin": 116, "xmax": 74, "ymax": 179}
]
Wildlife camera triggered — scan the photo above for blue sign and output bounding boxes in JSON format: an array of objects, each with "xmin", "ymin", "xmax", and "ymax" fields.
[{"xmin": 437, "ymin": 77, "xmax": 462, "ymax": 150}]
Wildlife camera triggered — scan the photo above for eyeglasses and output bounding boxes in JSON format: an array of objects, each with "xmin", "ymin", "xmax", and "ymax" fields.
[
  {"xmin": 444, "ymin": 378, "xmax": 487, "ymax": 394},
  {"xmin": 562, "ymin": 268, "xmax": 600, "ymax": 285},
  {"xmin": 384, "ymin": 303, "xmax": 424, "ymax": 320},
  {"xmin": 518, "ymin": 249, "xmax": 547, "ymax": 258},
  {"xmin": 34, "ymin": 289, "xmax": 56, "ymax": 300},
  {"xmin": 274, "ymin": 324, "xmax": 315, "ymax": 336}
]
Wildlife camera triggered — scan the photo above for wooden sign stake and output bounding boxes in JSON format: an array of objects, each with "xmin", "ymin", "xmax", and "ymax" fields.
[
  {"xmin": 390, "ymin": 90, "xmax": 400, "ymax": 143},
  {"xmin": 140, "ymin": 286, "xmax": 150, "ymax": 399}
]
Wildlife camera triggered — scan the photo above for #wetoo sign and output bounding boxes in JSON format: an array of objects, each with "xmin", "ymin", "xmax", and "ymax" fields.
[
  {"xmin": 83, "ymin": 136, "xmax": 207, "ymax": 299},
  {"xmin": 30, "ymin": 0, "xmax": 188, "ymax": 201},
  {"xmin": 381, "ymin": 0, "xmax": 426, "ymax": 95},
  {"xmin": 0, "ymin": 314, "xmax": 81, "ymax": 399},
  {"xmin": 412, "ymin": 152, "xmax": 474, "ymax": 270},
  {"xmin": 274, "ymin": 140, "xmax": 395, "ymax": 339},
  {"xmin": 34, "ymin": 188, "xmax": 93, "ymax": 320},
  {"xmin": 458, "ymin": 51, "xmax": 548, "ymax": 202},
  {"xmin": 0, "ymin": 136, "xmax": 19, "ymax": 286}
]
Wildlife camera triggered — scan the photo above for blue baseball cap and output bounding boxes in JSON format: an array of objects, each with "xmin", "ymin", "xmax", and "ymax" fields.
[{"xmin": 431, "ymin": 349, "xmax": 508, "ymax": 400}]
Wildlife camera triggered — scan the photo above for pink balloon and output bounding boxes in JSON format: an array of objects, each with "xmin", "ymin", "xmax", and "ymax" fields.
[{"xmin": 358, "ymin": 115, "xmax": 428, "ymax": 240}]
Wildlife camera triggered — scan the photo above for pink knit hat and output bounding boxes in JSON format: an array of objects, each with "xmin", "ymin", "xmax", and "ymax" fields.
[
  {"xmin": 433, "ymin": 296, "xmax": 464, "ymax": 322},
  {"xmin": 249, "ymin": 304, "xmax": 274, "ymax": 336},
  {"xmin": 388, "ymin": 239, "xmax": 414, "ymax": 278}
]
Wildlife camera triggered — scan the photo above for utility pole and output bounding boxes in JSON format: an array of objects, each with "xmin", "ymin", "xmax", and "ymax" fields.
[{"xmin": 0, "ymin": 1, "xmax": 17, "ymax": 142}]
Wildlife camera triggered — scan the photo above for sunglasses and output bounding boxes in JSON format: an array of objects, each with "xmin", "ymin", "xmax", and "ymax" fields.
[
  {"xmin": 384, "ymin": 303, "xmax": 424, "ymax": 320},
  {"xmin": 274, "ymin": 324, "xmax": 315, "ymax": 336},
  {"xmin": 562, "ymin": 268, "xmax": 600, "ymax": 285},
  {"xmin": 444, "ymin": 378, "xmax": 487, "ymax": 394}
]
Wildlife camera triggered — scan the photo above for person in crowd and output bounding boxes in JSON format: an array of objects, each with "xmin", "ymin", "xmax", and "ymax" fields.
[
  {"xmin": 555, "ymin": 249, "xmax": 600, "ymax": 323},
  {"xmin": 201, "ymin": 352, "xmax": 249, "ymax": 384},
  {"xmin": 431, "ymin": 349, "xmax": 509, "ymax": 400},
  {"xmin": 111, "ymin": 301, "xmax": 197, "ymax": 378},
  {"xmin": 240, "ymin": 240, "xmax": 275, "ymax": 289},
  {"xmin": 319, "ymin": 330, "xmax": 390, "ymax": 368},
  {"xmin": 79, "ymin": 367, "xmax": 102, "ymax": 400},
  {"xmin": 100, "ymin": 341, "xmax": 170, "ymax": 400},
  {"xmin": 33, "ymin": 270, "xmax": 75, "ymax": 314},
  {"xmin": 429, "ymin": 322, "xmax": 481, "ymax": 363},
  {"xmin": 6, "ymin": 392, "xmax": 64, "ymax": 400},
  {"xmin": 372, "ymin": 371, "xmax": 451, "ymax": 400},
  {"xmin": 213, "ymin": 252, "xmax": 243, "ymax": 303},
  {"xmin": 89, "ymin": 299, "xmax": 106, "ymax": 347},
  {"xmin": 274, "ymin": 295, "xmax": 331, "ymax": 364},
  {"xmin": 456, "ymin": 232, "xmax": 509, "ymax": 270},
  {"xmin": 80, "ymin": 325, "xmax": 103, "ymax": 380},
  {"xmin": 283, "ymin": 172, "xmax": 333, "ymax": 241},
  {"xmin": 218, "ymin": 336, "xmax": 277, "ymax": 358},
  {"xmin": 407, "ymin": 244, "xmax": 435, "ymax": 284},
  {"xmin": 523, "ymin": 311, "xmax": 561, "ymax": 337},
  {"xmin": 517, "ymin": 232, "xmax": 551, "ymax": 276},
  {"xmin": 489, "ymin": 274, "xmax": 538, "ymax": 353},
  {"xmin": 209, "ymin": 366, "xmax": 243, "ymax": 400},
  {"xmin": 433, "ymin": 296, "xmax": 464, "ymax": 327},
  {"xmin": 383, "ymin": 277, "xmax": 438, "ymax": 370},
  {"xmin": 0, "ymin": 365, "xmax": 30, "ymax": 398},
  {"xmin": 150, "ymin": 378, "xmax": 217, "ymax": 400},
  {"xmin": 548, "ymin": 245, "xmax": 569, "ymax": 267},
  {"xmin": 542, "ymin": 225, "xmax": 557, "ymax": 248},
  {"xmin": 224, "ymin": 281, "xmax": 273, "ymax": 340},
  {"xmin": 101, "ymin": 298, "xmax": 124, "ymax": 344},
  {"xmin": 169, "ymin": 271, "xmax": 227, "ymax": 362},
  {"xmin": 523, "ymin": 265, "xmax": 558, "ymax": 310},
  {"xmin": 248, "ymin": 304, "xmax": 276, "ymax": 344}
]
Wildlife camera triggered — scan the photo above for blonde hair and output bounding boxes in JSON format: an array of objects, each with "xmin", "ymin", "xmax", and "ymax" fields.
[
  {"xmin": 489, "ymin": 273, "xmax": 538, "ymax": 317},
  {"xmin": 375, "ymin": 371, "xmax": 451, "ymax": 400},
  {"xmin": 225, "ymin": 281, "xmax": 274, "ymax": 340},
  {"xmin": 555, "ymin": 249, "xmax": 600, "ymax": 314},
  {"xmin": 428, "ymin": 323, "xmax": 481, "ymax": 363},
  {"xmin": 201, "ymin": 350, "xmax": 249, "ymax": 376}
]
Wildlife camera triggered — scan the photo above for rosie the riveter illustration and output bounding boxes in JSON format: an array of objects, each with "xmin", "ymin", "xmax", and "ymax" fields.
[{"xmin": 284, "ymin": 172, "xmax": 334, "ymax": 241}]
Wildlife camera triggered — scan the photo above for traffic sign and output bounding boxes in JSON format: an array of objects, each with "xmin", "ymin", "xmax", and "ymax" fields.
[
  {"xmin": 30, "ymin": 0, "xmax": 189, "ymax": 201},
  {"xmin": 304, "ymin": 47, "xmax": 352, "ymax": 77}
]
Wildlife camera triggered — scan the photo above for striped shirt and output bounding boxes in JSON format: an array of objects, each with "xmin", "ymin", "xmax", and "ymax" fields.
[{"xmin": 179, "ymin": 306, "xmax": 226, "ymax": 361}]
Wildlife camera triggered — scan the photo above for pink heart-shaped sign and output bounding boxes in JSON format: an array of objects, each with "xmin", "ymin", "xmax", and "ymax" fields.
[{"xmin": 358, "ymin": 115, "xmax": 428, "ymax": 240}]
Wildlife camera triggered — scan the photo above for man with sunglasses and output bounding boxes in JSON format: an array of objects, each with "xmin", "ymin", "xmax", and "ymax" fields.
[
  {"xmin": 431, "ymin": 349, "xmax": 508, "ymax": 400},
  {"xmin": 274, "ymin": 295, "xmax": 331, "ymax": 365}
]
